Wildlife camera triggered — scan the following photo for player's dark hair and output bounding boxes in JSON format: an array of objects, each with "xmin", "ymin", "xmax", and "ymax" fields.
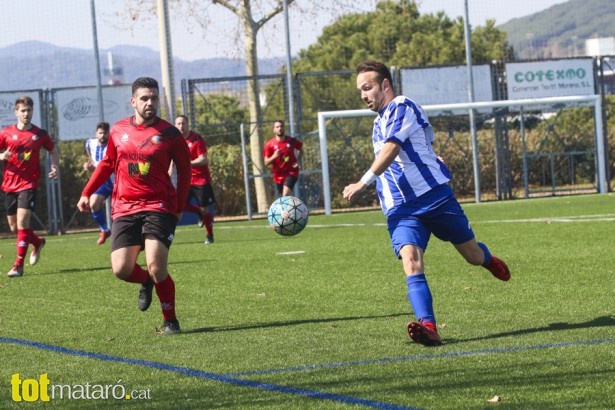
[
  {"xmin": 175, "ymin": 114, "xmax": 189, "ymax": 122},
  {"xmin": 15, "ymin": 96, "xmax": 34, "ymax": 109},
  {"xmin": 356, "ymin": 60, "xmax": 393, "ymax": 86},
  {"xmin": 132, "ymin": 77, "xmax": 159, "ymax": 95},
  {"xmin": 273, "ymin": 119, "xmax": 285, "ymax": 126},
  {"xmin": 96, "ymin": 121, "xmax": 110, "ymax": 132}
]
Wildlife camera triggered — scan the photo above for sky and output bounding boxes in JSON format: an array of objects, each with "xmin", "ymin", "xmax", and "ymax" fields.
[{"xmin": 0, "ymin": 0, "xmax": 570, "ymax": 61}]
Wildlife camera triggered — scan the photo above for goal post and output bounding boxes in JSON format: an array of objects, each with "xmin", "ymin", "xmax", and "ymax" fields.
[{"xmin": 318, "ymin": 95, "xmax": 605, "ymax": 215}]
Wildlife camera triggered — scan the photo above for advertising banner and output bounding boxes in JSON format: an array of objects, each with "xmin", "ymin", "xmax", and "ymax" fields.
[
  {"xmin": 401, "ymin": 65, "xmax": 493, "ymax": 114},
  {"xmin": 55, "ymin": 85, "xmax": 133, "ymax": 141},
  {"xmin": 505, "ymin": 59, "xmax": 594, "ymax": 100},
  {"xmin": 0, "ymin": 91, "xmax": 43, "ymax": 131},
  {"xmin": 400, "ymin": 65, "xmax": 493, "ymax": 105}
]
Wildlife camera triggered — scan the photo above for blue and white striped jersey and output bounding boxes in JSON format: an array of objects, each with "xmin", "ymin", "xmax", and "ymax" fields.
[
  {"xmin": 85, "ymin": 138, "xmax": 107, "ymax": 167},
  {"xmin": 372, "ymin": 95, "xmax": 451, "ymax": 215}
]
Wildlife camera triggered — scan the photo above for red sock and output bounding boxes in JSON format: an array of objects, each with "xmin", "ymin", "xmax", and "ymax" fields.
[
  {"xmin": 26, "ymin": 228, "xmax": 42, "ymax": 248},
  {"xmin": 123, "ymin": 264, "xmax": 150, "ymax": 284},
  {"xmin": 203, "ymin": 213, "xmax": 213, "ymax": 236},
  {"xmin": 154, "ymin": 275, "xmax": 176, "ymax": 321},
  {"xmin": 184, "ymin": 203, "xmax": 200, "ymax": 215},
  {"xmin": 15, "ymin": 229, "xmax": 29, "ymax": 267}
]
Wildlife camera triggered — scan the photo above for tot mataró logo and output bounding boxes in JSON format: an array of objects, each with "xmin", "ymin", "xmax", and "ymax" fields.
[{"xmin": 9, "ymin": 373, "xmax": 151, "ymax": 402}]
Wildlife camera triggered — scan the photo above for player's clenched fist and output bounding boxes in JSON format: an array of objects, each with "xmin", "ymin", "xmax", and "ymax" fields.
[{"xmin": 77, "ymin": 195, "xmax": 90, "ymax": 212}]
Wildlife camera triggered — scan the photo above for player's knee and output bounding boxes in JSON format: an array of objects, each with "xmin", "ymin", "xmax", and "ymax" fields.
[
  {"xmin": 400, "ymin": 246, "xmax": 423, "ymax": 274},
  {"xmin": 112, "ymin": 266, "xmax": 132, "ymax": 280},
  {"xmin": 147, "ymin": 264, "xmax": 168, "ymax": 282},
  {"xmin": 90, "ymin": 199, "xmax": 103, "ymax": 211}
]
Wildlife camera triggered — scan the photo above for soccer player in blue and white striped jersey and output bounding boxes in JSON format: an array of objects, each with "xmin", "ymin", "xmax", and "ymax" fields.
[
  {"xmin": 84, "ymin": 122, "xmax": 113, "ymax": 245},
  {"xmin": 343, "ymin": 60, "xmax": 510, "ymax": 347}
]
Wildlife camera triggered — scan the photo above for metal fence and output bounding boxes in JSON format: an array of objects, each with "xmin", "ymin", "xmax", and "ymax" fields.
[
  {"xmin": 182, "ymin": 56, "xmax": 614, "ymax": 218},
  {"xmin": 0, "ymin": 56, "xmax": 613, "ymax": 233}
]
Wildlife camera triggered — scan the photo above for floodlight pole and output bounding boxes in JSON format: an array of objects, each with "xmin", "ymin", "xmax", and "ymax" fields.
[
  {"xmin": 90, "ymin": 0, "xmax": 112, "ymax": 231},
  {"xmin": 283, "ymin": 0, "xmax": 295, "ymax": 138},
  {"xmin": 90, "ymin": 0, "xmax": 104, "ymax": 121},
  {"xmin": 463, "ymin": 0, "xmax": 481, "ymax": 203},
  {"xmin": 283, "ymin": 0, "xmax": 300, "ymax": 197},
  {"xmin": 158, "ymin": 0, "xmax": 175, "ymax": 121}
]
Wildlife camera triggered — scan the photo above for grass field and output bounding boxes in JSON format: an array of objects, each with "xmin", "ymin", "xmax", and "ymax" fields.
[{"xmin": 1, "ymin": 193, "xmax": 614, "ymax": 409}]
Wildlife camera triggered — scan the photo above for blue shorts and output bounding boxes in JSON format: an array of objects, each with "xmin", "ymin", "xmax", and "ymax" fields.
[
  {"xmin": 94, "ymin": 178, "xmax": 113, "ymax": 198},
  {"xmin": 387, "ymin": 185, "xmax": 475, "ymax": 258}
]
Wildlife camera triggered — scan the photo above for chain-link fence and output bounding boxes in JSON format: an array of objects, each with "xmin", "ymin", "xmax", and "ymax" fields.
[
  {"xmin": 0, "ymin": 1, "xmax": 614, "ymax": 229},
  {"xmin": 182, "ymin": 57, "xmax": 614, "ymax": 218},
  {"xmin": 0, "ymin": 56, "xmax": 612, "ymax": 233}
]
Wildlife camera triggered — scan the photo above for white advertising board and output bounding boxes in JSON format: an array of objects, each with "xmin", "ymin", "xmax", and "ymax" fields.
[
  {"xmin": 506, "ymin": 59, "xmax": 594, "ymax": 100},
  {"xmin": 55, "ymin": 85, "xmax": 134, "ymax": 141},
  {"xmin": 400, "ymin": 65, "xmax": 493, "ymax": 114},
  {"xmin": 0, "ymin": 92, "xmax": 43, "ymax": 131}
]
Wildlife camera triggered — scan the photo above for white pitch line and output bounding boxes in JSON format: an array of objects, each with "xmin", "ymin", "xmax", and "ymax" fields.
[
  {"xmin": 276, "ymin": 251, "xmax": 306, "ymax": 255},
  {"xmin": 180, "ymin": 214, "xmax": 615, "ymax": 232},
  {"xmin": 476, "ymin": 214, "xmax": 615, "ymax": 224}
]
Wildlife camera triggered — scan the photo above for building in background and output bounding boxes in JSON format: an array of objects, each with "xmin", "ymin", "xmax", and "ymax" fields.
[
  {"xmin": 104, "ymin": 52, "xmax": 124, "ymax": 85},
  {"xmin": 585, "ymin": 37, "xmax": 615, "ymax": 57}
]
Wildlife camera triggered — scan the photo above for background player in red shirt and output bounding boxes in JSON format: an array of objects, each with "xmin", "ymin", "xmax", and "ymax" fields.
[
  {"xmin": 77, "ymin": 77, "xmax": 191, "ymax": 335},
  {"xmin": 0, "ymin": 96, "xmax": 59, "ymax": 278},
  {"xmin": 263, "ymin": 119, "xmax": 303, "ymax": 197},
  {"xmin": 174, "ymin": 115, "xmax": 216, "ymax": 244}
]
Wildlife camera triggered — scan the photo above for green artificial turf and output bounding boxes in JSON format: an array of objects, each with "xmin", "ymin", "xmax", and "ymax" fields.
[{"xmin": 1, "ymin": 193, "xmax": 614, "ymax": 409}]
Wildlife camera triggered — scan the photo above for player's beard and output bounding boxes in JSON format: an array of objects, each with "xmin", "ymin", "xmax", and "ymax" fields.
[{"xmin": 139, "ymin": 107, "xmax": 157, "ymax": 122}]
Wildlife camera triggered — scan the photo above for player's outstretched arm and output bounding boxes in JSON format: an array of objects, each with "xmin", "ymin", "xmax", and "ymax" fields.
[
  {"xmin": 343, "ymin": 141, "xmax": 400, "ymax": 202},
  {"xmin": 342, "ymin": 181, "xmax": 367, "ymax": 202}
]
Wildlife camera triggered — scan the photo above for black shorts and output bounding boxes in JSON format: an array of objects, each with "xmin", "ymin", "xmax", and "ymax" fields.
[
  {"xmin": 5, "ymin": 190, "xmax": 36, "ymax": 215},
  {"xmin": 188, "ymin": 184, "xmax": 216, "ymax": 207},
  {"xmin": 275, "ymin": 176, "xmax": 298, "ymax": 195},
  {"xmin": 111, "ymin": 211, "xmax": 178, "ymax": 252}
]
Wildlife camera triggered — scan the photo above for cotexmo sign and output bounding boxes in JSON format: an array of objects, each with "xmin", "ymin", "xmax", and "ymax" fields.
[{"xmin": 506, "ymin": 59, "xmax": 595, "ymax": 100}]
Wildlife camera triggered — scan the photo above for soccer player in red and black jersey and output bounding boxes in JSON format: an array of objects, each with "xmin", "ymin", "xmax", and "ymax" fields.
[
  {"xmin": 263, "ymin": 120, "xmax": 303, "ymax": 197},
  {"xmin": 0, "ymin": 96, "xmax": 59, "ymax": 278},
  {"xmin": 174, "ymin": 115, "xmax": 216, "ymax": 244},
  {"xmin": 77, "ymin": 77, "xmax": 191, "ymax": 335}
]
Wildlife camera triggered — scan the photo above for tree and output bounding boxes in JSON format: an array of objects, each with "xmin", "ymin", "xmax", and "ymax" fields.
[
  {"xmin": 121, "ymin": 0, "xmax": 365, "ymax": 212},
  {"xmin": 205, "ymin": 0, "xmax": 289, "ymax": 212},
  {"xmin": 121, "ymin": 0, "xmax": 513, "ymax": 211},
  {"xmin": 294, "ymin": 0, "xmax": 512, "ymax": 71},
  {"xmin": 287, "ymin": 0, "xmax": 513, "ymax": 122},
  {"xmin": 180, "ymin": 93, "xmax": 249, "ymax": 146}
]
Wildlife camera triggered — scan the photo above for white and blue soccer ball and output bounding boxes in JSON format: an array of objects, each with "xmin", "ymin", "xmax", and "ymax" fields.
[{"xmin": 267, "ymin": 196, "xmax": 309, "ymax": 236}]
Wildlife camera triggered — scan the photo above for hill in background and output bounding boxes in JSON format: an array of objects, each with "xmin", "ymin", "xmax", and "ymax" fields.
[
  {"xmin": 498, "ymin": 0, "xmax": 615, "ymax": 59},
  {"xmin": 1, "ymin": 0, "xmax": 613, "ymax": 93},
  {"xmin": 0, "ymin": 41, "xmax": 285, "ymax": 93}
]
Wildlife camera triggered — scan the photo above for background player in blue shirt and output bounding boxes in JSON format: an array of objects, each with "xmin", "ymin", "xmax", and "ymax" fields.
[
  {"xmin": 84, "ymin": 121, "xmax": 113, "ymax": 245},
  {"xmin": 343, "ymin": 60, "xmax": 510, "ymax": 347}
]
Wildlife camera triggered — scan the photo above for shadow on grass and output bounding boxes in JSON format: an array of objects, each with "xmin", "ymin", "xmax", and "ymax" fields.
[
  {"xmin": 448, "ymin": 315, "xmax": 615, "ymax": 344},
  {"xmin": 184, "ymin": 312, "xmax": 409, "ymax": 334},
  {"xmin": 50, "ymin": 266, "xmax": 110, "ymax": 274},
  {"xmin": 174, "ymin": 236, "xmax": 282, "ymax": 246}
]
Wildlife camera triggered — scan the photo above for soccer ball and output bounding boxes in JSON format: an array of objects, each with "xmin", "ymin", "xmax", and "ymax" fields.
[{"xmin": 267, "ymin": 196, "xmax": 309, "ymax": 236}]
